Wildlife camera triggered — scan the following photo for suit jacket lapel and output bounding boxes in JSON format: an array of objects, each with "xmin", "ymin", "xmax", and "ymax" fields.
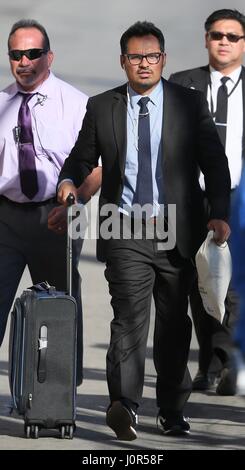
[
  {"xmin": 186, "ymin": 65, "xmax": 210, "ymax": 93},
  {"xmin": 112, "ymin": 85, "xmax": 127, "ymax": 176},
  {"xmin": 161, "ymin": 79, "xmax": 175, "ymax": 161}
]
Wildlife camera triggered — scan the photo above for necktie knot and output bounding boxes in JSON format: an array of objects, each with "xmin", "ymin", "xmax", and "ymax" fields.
[
  {"xmin": 19, "ymin": 91, "xmax": 34, "ymax": 100},
  {"xmin": 138, "ymin": 96, "xmax": 150, "ymax": 116},
  {"xmin": 220, "ymin": 76, "xmax": 230, "ymax": 88},
  {"xmin": 18, "ymin": 92, "xmax": 35, "ymax": 109}
]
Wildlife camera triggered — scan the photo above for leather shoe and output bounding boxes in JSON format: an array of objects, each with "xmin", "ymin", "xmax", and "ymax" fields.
[
  {"xmin": 192, "ymin": 370, "xmax": 213, "ymax": 391},
  {"xmin": 158, "ymin": 412, "xmax": 190, "ymax": 436},
  {"xmin": 216, "ymin": 367, "xmax": 236, "ymax": 396},
  {"xmin": 106, "ymin": 400, "xmax": 137, "ymax": 440}
]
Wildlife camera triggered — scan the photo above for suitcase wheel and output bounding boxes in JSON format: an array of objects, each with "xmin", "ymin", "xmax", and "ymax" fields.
[
  {"xmin": 25, "ymin": 425, "xmax": 31, "ymax": 439},
  {"xmin": 68, "ymin": 425, "xmax": 74, "ymax": 439},
  {"xmin": 60, "ymin": 425, "xmax": 66, "ymax": 439},
  {"xmin": 25, "ymin": 424, "xmax": 39, "ymax": 439},
  {"xmin": 33, "ymin": 425, "xmax": 39, "ymax": 439},
  {"xmin": 60, "ymin": 424, "xmax": 74, "ymax": 439}
]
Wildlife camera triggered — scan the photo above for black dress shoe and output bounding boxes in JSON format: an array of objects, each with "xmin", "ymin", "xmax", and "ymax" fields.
[
  {"xmin": 216, "ymin": 368, "xmax": 236, "ymax": 396},
  {"xmin": 106, "ymin": 400, "xmax": 138, "ymax": 440},
  {"xmin": 158, "ymin": 412, "xmax": 190, "ymax": 436},
  {"xmin": 192, "ymin": 370, "xmax": 213, "ymax": 391}
]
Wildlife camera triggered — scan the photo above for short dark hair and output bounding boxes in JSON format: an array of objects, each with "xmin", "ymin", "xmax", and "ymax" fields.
[
  {"xmin": 205, "ymin": 9, "xmax": 245, "ymax": 34},
  {"xmin": 8, "ymin": 19, "xmax": 50, "ymax": 51},
  {"xmin": 120, "ymin": 21, "xmax": 165, "ymax": 55}
]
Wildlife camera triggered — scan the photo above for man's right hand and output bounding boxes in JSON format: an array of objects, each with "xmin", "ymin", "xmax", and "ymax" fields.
[{"xmin": 57, "ymin": 181, "xmax": 78, "ymax": 205}]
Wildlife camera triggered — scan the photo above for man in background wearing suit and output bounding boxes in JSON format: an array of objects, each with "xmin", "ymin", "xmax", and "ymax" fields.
[
  {"xmin": 169, "ymin": 8, "xmax": 245, "ymax": 395},
  {"xmin": 58, "ymin": 21, "xmax": 230, "ymax": 439}
]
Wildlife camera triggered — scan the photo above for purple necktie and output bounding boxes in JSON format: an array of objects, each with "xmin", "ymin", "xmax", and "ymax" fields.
[{"xmin": 18, "ymin": 93, "xmax": 38, "ymax": 199}]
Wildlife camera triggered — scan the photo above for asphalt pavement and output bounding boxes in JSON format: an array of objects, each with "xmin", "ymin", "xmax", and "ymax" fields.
[
  {"xmin": 0, "ymin": 0, "xmax": 245, "ymax": 458},
  {"xmin": 0, "ymin": 233, "xmax": 245, "ymax": 453}
]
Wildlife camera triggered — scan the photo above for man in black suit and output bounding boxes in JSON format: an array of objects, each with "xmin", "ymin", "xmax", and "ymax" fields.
[
  {"xmin": 58, "ymin": 21, "xmax": 230, "ymax": 439},
  {"xmin": 170, "ymin": 9, "xmax": 245, "ymax": 395}
]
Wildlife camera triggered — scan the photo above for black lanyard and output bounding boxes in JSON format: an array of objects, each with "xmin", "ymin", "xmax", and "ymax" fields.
[{"xmin": 209, "ymin": 71, "xmax": 242, "ymax": 118}]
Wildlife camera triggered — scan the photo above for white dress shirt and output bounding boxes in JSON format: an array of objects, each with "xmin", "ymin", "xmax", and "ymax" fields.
[{"xmin": 200, "ymin": 66, "xmax": 243, "ymax": 190}]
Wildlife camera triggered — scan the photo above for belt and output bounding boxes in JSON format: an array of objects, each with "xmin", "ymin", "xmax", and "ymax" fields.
[
  {"xmin": 145, "ymin": 216, "xmax": 162, "ymax": 225},
  {"xmin": 119, "ymin": 213, "xmax": 167, "ymax": 226},
  {"xmin": 0, "ymin": 195, "xmax": 57, "ymax": 208}
]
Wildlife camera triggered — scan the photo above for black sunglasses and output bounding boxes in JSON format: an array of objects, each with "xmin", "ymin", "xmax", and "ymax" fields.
[
  {"xmin": 8, "ymin": 48, "xmax": 48, "ymax": 61},
  {"xmin": 208, "ymin": 31, "xmax": 245, "ymax": 43}
]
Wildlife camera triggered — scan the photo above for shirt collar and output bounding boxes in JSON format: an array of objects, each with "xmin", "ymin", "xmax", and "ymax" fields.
[
  {"xmin": 7, "ymin": 70, "xmax": 54, "ymax": 101},
  {"xmin": 127, "ymin": 80, "xmax": 163, "ymax": 109},
  {"xmin": 209, "ymin": 65, "xmax": 242, "ymax": 86}
]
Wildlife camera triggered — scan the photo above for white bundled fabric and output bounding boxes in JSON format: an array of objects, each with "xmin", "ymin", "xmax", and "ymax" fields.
[
  {"xmin": 195, "ymin": 231, "xmax": 232, "ymax": 323},
  {"xmin": 233, "ymin": 349, "xmax": 245, "ymax": 395}
]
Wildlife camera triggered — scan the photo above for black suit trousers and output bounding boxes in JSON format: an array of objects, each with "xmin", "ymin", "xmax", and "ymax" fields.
[
  {"xmin": 104, "ymin": 237, "xmax": 193, "ymax": 415},
  {"xmin": 190, "ymin": 275, "xmax": 239, "ymax": 374}
]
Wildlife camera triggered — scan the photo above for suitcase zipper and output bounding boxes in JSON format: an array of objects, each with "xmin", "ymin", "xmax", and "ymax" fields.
[
  {"xmin": 20, "ymin": 294, "xmax": 35, "ymax": 414},
  {"xmin": 10, "ymin": 299, "xmax": 24, "ymax": 411}
]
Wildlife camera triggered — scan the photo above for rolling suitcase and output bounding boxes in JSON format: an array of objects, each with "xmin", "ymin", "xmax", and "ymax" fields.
[{"xmin": 9, "ymin": 194, "xmax": 77, "ymax": 439}]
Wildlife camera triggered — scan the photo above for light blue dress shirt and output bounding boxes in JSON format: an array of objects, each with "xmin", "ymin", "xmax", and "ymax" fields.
[{"xmin": 120, "ymin": 80, "xmax": 164, "ymax": 215}]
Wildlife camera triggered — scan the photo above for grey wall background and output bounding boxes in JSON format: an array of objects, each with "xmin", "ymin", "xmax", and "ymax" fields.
[{"xmin": 0, "ymin": 0, "xmax": 245, "ymax": 96}]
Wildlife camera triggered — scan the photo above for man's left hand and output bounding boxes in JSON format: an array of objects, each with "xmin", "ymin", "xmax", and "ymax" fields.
[{"xmin": 207, "ymin": 219, "xmax": 231, "ymax": 245}]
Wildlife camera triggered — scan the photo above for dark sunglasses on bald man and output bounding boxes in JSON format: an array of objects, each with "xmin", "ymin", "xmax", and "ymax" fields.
[
  {"xmin": 208, "ymin": 31, "xmax": 245, "ymax": 43},
  {"xmin": 8, "ymin": 48, "xmax": 48, "ymax": 61}
]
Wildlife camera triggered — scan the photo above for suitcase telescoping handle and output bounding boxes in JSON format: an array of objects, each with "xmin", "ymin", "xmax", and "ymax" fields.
[{"xmin": 66, "ymin": 193, "xmax": 75, "ymax": 296}]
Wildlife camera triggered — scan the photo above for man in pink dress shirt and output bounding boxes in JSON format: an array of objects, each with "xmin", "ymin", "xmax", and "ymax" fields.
[{"xmin": 0, "ymin": 19, "xmax": 101, "ymax": 387}]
